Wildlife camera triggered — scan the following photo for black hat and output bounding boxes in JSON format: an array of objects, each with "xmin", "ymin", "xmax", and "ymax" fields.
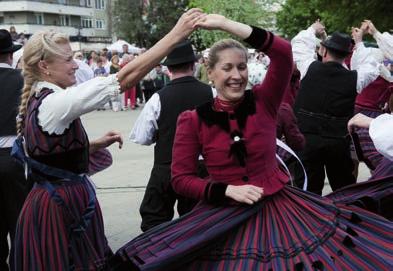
[
  {"xmin": 0, "ymin": 29, "xmax": 22, "ymax": 54},
  {"xmin": 162, "ymin": 40, "xmax": 196, "ymax": 66},
  {"xmin": 320, "ymin": 32, "xmax": 352, "ymax": 54}
]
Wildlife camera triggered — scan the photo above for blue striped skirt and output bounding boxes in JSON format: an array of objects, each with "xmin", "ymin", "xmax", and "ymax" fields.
[
  {"xmin": 14, "ymin": 179, "xmax": 113, "ymax": 271},
  {"xmin": 115, "ymin": 185, "xmax": 393, "ymax": 270}
]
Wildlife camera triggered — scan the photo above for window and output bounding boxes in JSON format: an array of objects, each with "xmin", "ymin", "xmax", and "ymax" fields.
[
  {"xmin": 35, "ymin": 13, "xmax": 44, "ymax": 25},
  {"xmin": 81, "ymin": 17, "xmax": 93, "ymax": 28},
  {"xmin": 81, "ymin": 0, "xmax": 92, "ymax": 7},
  {"xmin": 95, "ymin": 19, "xmax": 105, "ymax": 29},
  {"xmin": 59, "ymin": 15, "xmax": 71, "ymax": 26},
  {"xmin": 57, "ymin": 0, "xmax": 66, "ymax": 4},
  {"xmin": 95, "ymin": 0, "xmax": 105, "ymax": 9}
]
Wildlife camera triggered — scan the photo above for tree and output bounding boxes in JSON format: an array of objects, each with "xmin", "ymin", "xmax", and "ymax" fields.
[
  {"xmin": 112, "ymin": 0, "xmax": 148, "ymax": 47},
  {"xmin": 188, "ymin": 0, "xmax": 278, "ymax": 50},
  {"xmin": 277, "ymin": 0, "xmax": 393, "ymax": 39},
  {"xmin": 112, "ymin": 0, "xmax": 189, "ymax": 48}
]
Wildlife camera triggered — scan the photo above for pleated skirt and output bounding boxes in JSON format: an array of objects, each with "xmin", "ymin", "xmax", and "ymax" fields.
[
  {"xmin": 14, "ymin": 180, "xmax": 113, "ymax": 271},
  {"xmin": 116, "ymin": 185, "xmax": 393, "ymax": 271}
]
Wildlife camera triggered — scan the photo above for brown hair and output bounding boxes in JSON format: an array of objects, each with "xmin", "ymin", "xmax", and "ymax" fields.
[
  {"xmin": 16, "ymin": 31, "xmax": 69, "ymax": 135},
  {"xmin": 207, "ymin": 39, "xmax": 247, "ymax": 69}
]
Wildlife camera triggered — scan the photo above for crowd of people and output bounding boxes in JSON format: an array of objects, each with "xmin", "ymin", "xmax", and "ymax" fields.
[{"xmin": 1, "ymin": 8, "xmax": 393, "ymax": 271}]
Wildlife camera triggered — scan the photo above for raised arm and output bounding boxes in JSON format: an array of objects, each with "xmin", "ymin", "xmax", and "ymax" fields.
[
  {"xmin": 365, "ymin": 20, "xmax": 393, "ymax": 60},
  {"xmin": 117, "ymin": 8, "xmax": 203, "ymax": 91}
]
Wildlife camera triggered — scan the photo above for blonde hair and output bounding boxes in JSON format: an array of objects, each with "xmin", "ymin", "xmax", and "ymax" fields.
[
  {"xmin": 207, "ymin": 39, "xmax": 248, "ymax": 69},
  {"xmin": 16, "ymin": 31, "xmax": 69, "ymax": 136}
]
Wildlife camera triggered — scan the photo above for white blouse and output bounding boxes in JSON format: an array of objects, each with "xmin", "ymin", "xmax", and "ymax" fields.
[
  {"xmin": 34, "ymin": 74, "xmax": 120, "ymax": 135},
  {"xmin": 369, "ymin": 113, "xmax": 393, "ymax": 161}
]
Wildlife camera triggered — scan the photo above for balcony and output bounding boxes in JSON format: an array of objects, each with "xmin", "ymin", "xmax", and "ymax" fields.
[
  {"xmin": 0, "ymin": 1, "xmax": 93, "ymax": 17},
  {"xmin": 0, "ymin": 23, "xmax": 96, "ymax": 36}
]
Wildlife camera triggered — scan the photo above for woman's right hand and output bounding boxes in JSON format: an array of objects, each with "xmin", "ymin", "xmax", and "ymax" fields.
[{"xmin": 225, "ymin": 184, "xmax": 264, "ymax": 205}]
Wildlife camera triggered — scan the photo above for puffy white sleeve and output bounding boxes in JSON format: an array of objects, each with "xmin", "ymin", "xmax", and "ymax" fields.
[
  {"xmin": 350, "ymin": 42, "xmax": 380, "ymax": 93},
  {"xmin": 129, "ymin": 93, "xmax": 161, "ymax": 145},
  {"xmin": 374, "ymin": 31, "xmax": 393, "ymax": 60},
  {"xmin": 369, "ymin": 113, "xmax": 393, "ymax": 161},
  {"xmin": 291, "ymin": 26, "xmax": 317, "ymax": 80},
  {"xmin": 38, "ymin": 74, "xmax": 120, "ymax": 135}
]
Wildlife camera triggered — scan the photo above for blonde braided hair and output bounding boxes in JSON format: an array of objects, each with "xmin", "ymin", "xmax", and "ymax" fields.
[{"xmin": 16, "ymin": 31, "xmax": 69, "ymax": 136}]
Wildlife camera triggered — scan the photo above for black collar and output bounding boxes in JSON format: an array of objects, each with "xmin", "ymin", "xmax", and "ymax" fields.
[{"xmin": 196, "ymin": 90, "xmax": 256, "ymax": 132}]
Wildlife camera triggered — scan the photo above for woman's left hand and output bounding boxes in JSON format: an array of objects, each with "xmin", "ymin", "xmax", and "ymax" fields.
[
  {"xmin": 91, "ymin": 130, "xmax": 123, "ymax": 152},
  {"xmin": 194, "ymin": 14, "xmax": 226, "ymax": 30}
]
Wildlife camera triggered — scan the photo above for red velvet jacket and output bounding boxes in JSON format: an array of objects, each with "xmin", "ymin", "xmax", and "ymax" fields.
[{"xmin": 171, "ymin": 28, "xmax": 293, "ymax": 202}]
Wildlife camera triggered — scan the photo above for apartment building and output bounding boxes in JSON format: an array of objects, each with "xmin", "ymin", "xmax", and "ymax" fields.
[{"xmin": 0, "ymin": 0, "xmax": 113, "ymax": 51}]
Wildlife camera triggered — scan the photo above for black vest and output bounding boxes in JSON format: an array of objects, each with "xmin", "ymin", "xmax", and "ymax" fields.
[
  {"xmin": 294, "ymin": 61, "xmax": 357, "ymax": 137},
  {"xmin": 154, "ymin": 76, "xmax": 212, "ymax": 164},
  {"xmin": 0, "ymin": 67, "xmax": 23, "ymax": 136}
]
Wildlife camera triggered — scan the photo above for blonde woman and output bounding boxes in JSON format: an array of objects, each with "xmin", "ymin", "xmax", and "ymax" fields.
[{"xmin": 12, "ymin": 9, "xmax": 203, "ymax": 271}]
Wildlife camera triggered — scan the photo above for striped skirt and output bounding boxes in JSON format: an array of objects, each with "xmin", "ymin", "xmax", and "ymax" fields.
[
  {"xmin": 352, "ymin": 107, "xmax": 385, "ymax": 170},
  {"xmin": 115, "ymin": 185, "xmax": 393, "ymax": 271},
  {"xmin": 14, "ymin": 179, "xmax": 113, "ymax": 271}
]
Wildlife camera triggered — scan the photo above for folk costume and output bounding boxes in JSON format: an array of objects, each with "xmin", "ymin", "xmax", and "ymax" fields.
[
  {"xmin": 351, "ymin": 33, "xmax": 393, "ymax": 170},
  {"xmin": 114, "ymin": 27, "xmax": 393, "ymax": 271},
  {"xmin": 292, "ymin": 27, "xmax": 379, "ymax": 195},
  {"xmin": 130, "ymin": 41, "xmax": 213, "ymax": 231},
  {"xmin": 13, "ymin": 76, "xmax": 119, "ymax": 271}
]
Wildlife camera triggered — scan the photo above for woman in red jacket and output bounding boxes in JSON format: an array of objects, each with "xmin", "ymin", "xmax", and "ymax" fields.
[{"xmin": 114, "ymin": 14, "xmax": 393, "ymax": 271}]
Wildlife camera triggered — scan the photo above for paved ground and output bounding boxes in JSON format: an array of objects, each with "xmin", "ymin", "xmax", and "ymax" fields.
[{"xmin": 82, "ymin": 108, "xmax": 371, "ymax": 251}]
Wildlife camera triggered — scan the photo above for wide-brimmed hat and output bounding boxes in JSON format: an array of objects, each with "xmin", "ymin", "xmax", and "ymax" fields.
[
  {"xmin": 320, "ymin": 32, "xmax": 352, "ymax": 54},
  {"xmin": 162, "ymin": 40, "xmax": 196, "ymax": 66},
  {"xmin": 0, "ymin": 29, "xmax": 22, "ymax": 54}
]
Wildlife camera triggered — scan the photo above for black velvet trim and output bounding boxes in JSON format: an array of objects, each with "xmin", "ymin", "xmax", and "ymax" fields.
[
  {"xmin": 295, "ymin": 262, "xmax": 304, "ymax": 271},
  {"xmin": 244, "ymin": 26, "xmax": 268, "ymax": 49},
  {"xmin": 349, "ymin": 213, "xmax": 362, "ymax": 224},
  {"xmin": 196, "ymin": 90, "xmax": 256, "ymax": 132},
  {"xmin": 262, "ymin": 32, "xmax": 275, "ymax": 52},
  {"xmin": 206, "ymin": 182, "xmax": 228, "ymax": 205},
  {"xmin": 346, "ymin": 226, "xmax": 358, "ymax": 237},
  {"xmin": 204, "ymin": 182, "xmax": 212, "ymax": 202},
  {"xmin": 343, "ymin": 236, "xmax": 356, "ymax": 248},
  {"xmin": 311, "ymin": 260, "xmax": 324, "ymax": 270},
  {"xmin": 229, "ymin": 130, "xmax": 247, "ymax": 167}
]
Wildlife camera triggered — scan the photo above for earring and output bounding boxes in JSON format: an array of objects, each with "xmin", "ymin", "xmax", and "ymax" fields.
[{"xmin": 46, "ymin": 71, "xmax": 51, "ymax": 76}]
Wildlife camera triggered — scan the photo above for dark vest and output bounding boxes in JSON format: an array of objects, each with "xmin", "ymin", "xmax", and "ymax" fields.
[
  {"xmin": 0, "ymin": 67, "xmax": 23, "ymax": 136},
  {"xmin": 154, "ymin": 76, "xmax": 212, "ymax": 164},
  {"xmin": 294, "ymin": 61, "xmax": 357, "ymax": 137},
  {"xmin": 25, "ymin": 88, "xmax": 89, "ymax": 175}
]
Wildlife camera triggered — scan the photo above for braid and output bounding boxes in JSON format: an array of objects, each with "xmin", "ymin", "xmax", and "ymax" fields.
[{"xmin": 16, "ymin": 30, "xmax": 69, "ymax": 136}]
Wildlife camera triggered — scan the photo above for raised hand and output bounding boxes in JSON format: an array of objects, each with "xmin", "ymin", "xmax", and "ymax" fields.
[
  {"xmin": 351, "ymin": 27, "xmax": 364, "ymax": 44},
  {"xmin": 170, "ymin": 8, "xmax": 205, "ymax": 40},
  {"xmin": 225, "ymin": 184, "xmax": 264, "ymax": 205},
  {"xmin": 363, "ymin": 20, "xmax": 378, "ymax": 35},
  {"xmin": 311, "ymin": 19, "xmax": 327, "ymax": 39}
]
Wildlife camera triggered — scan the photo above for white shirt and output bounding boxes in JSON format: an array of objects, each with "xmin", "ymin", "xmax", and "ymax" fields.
[
  {"xmin": 291, "ymin": 26, "xmax": 379, "ymax": 92},
  {"xmin": 36, "ymin": 74, "xmax": 120, "ymax": 135},
  {"xmin": 130, "ymin": 87, "xmax": 216, "ymax": 145},
  {"xmin": 0, "ymin": 63, "xmax": 12, "ymax": 69},
  {"xmin": 369, "ymin": 113, "xmax": 393, "ymax": 161},
  {"xmin": 373, "ymin": 31, "xmax": 393, "ymax": 60}
]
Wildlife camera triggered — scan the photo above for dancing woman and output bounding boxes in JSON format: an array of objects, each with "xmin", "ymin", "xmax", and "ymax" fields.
[
  {"xmin": 115, "ymin": 14, "xmax": 393, "ymax": 271},
  {"xmin": 12, "ymin": 9, "xmax": 204, "ymax": 271}
]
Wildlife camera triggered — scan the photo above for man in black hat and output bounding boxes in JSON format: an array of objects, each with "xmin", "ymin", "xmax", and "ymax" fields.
[
  {"xmin": 130, "ymin": 40, "xmax": 213, "ymax": 231},
  {"xmin": 291, "ymin": 21, "xmax": 379, "ymax": 195},
  {"xmin": 0, "ymin": 29, "xmax": 30, "ymax": 270}
]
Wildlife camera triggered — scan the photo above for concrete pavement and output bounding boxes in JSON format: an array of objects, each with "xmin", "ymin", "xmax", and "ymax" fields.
[{"xmin": 82, "ymin": 108, "xmax": 371, "ymax": 251}]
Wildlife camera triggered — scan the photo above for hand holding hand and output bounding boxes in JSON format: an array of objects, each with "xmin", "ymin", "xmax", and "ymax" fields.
[
  {"xmin": 347, "ymin": 113, "xmax": 373, "ymax": 133},
  {"xmin": 351, "ymin": 27, "xmax": 364, "ymax": 44},
  {"xmin": 225, "ymin": 184, "xmax": 264, "ymax": 205},
  {"xmin": 312, "ymin": 19, "xmax": 326, "ymax": 39},
  {"xmin": 363, "ymin": 20, "xmax": 378, "ymax": 35},
  {"xmin": 171, "ymin": 8, "xmax": 204, "ymax": 40},
  {"xmin": 194, "ymin": 14, "xmax": 227, "ymax": 31}
]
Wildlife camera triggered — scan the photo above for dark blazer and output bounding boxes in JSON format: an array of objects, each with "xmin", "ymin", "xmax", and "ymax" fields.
[{"xmin": 0, "ymin": 67, "xmax": 23, "ymax": 136}]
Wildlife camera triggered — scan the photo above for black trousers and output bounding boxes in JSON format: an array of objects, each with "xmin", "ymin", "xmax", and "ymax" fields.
[
  {"xmin": 0, "ymin": 148, "xmax": 31, "ymax": 270},
  {"xmin": 139, "ymin": 161, "xmax": 208, "ymax": 232},
  {"xmin": 295, "ymin": 134, "xmax": 356, "ymax": 195}
]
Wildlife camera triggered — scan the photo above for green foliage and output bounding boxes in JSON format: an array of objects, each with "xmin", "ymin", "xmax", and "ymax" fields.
[
  {"xmin": 277, "ymin": 0, "xmax": 393, "ymax": 39},
  {"xmin": 189, "ymin": 0, "xmax": 277, "ymax": 50},
  {"xmin": 113, "ymin": 0, "xmax": 189, "ymax": 48}
]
